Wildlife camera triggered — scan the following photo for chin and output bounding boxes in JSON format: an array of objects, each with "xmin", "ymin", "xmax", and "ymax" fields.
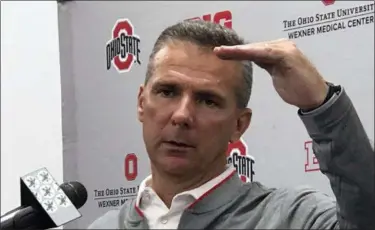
[
  {"xmin": 158, "ymin": 159, "xmax": 195, "ymax": 176},
  {"xmin": 164, "ymin": 168, "xmax": 189, "ymax": 176}
]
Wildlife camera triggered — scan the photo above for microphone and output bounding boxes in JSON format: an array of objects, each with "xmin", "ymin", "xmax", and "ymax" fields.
[{"xmin": 0, "ymin": 168, "xmax": 88, "ymax": 230}]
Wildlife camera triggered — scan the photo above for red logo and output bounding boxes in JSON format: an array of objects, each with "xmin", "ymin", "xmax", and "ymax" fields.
[
  {"xmin": 186, "ymin": 10, "xmax": 233, "ymax": 29},
  {"xmin": 226, "ymin": 138, "xmax": 255, "ymax": 182},
  {"xmin": 106, "ymin": 19, "xmax": 141, "ymax": 73},
  {"xmin": 322, "ymin": 0, "xmax": 335, "ymax": 6},
  {"xmin": 304, "ymin": 140, "xmax": 320, "ymax": 172},
  {"xmin": 124, "ymin": 153, "xmax": 138, "ymax": 181}
]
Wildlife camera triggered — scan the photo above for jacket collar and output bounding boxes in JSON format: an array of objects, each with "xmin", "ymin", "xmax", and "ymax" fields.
[
  {"xmin": 125, "ymin": 171, "xmax": 244, "ymax": 227},
  {"xmin": 185, "ymin": 171, "xmax": 244, "ymax": 214}
]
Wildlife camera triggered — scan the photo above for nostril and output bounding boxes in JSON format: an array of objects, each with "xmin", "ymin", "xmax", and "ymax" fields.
[{"xmin": 171, "ymin": 119, "xmax": 189, "ymax": 128}]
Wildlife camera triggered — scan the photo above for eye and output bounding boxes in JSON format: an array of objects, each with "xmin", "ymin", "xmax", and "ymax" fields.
[
  {"xmin": 198, "ymin": 98, "xmax": 218, "ymax": 107},
  {"xmin": 158, "ymin": 89, "xmax": 175, "ymax": 98}
]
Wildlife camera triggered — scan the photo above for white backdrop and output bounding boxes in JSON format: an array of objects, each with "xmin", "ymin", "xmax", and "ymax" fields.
[
  {"xmin": 1, "ymin": 1, "xmax": 63, "ymax": 215},
  {"xmin": 58, "ymin": 1, "xmax": 373, "ymax": 229},
  {"xmin": 1, "ymin": 1, "xmax": 373, "ymax": 229}
]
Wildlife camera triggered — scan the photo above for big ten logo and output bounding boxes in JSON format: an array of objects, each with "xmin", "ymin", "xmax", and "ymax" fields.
[
  {"xmin": 186, "ymin": 10, "xmax": 232, "ymax": 29},
  {"xmin": 124, "ymin": 153, "xmax": 138, "ymax": 181},
  {"xmin": 304, "ymin": 140, "xmax": 320, "ymax": 172},
  {"xmin": 226, "ymin": 138, "xmax": 255, "ymax": 182}
]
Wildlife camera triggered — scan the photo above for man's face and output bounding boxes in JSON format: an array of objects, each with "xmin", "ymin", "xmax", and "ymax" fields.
[{"xmin": 137, "ymin": 41, "xmax": 251, "ymax": 177}]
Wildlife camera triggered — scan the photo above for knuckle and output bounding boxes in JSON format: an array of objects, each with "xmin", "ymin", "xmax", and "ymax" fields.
[
  {"xmin": 286, "ymin": 41, "xmax": 298, "ymax": 54},
  {"xmin": 288, "ymin": 40, "xmax": 297, "ymax": 47},
  {"xmin": 265, "ymin": 47, "xmax": 273, "ymax": 53}
]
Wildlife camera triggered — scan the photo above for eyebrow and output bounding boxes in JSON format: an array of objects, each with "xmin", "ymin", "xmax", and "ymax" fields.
[
  {"xmin": 152, "ymin": 81, "xmax": 175, "ymax": 88},
  {"xmin": 152, "ymin": 80, "xmax": 226, "ymax": 102},
  {"xmin": 195, "ymin": 90, "xmax": 225, "ymax": 104}
]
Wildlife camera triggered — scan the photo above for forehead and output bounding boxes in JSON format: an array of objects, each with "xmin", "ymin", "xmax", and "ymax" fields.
[{"xmin": 150, "ymin": 41, "xmax": 242, "ymax": 90}]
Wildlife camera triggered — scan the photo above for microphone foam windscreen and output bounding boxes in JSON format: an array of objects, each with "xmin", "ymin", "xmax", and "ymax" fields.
[{"xmin": 60, "ymin": 181, "xmax": 88, "ymax": 209}]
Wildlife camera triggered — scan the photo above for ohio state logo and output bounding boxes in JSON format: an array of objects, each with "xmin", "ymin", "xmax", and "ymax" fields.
[
  {"xmin": 124, "ymin": 153, "xmax": 138, "ymax": 181},
  {"xmin": 106, "ymin": 18, "xmax": 141, "ymax": 73},
  {"xmin": 226, "ymin": 138, "xmax": 255, "ymax": 182}
]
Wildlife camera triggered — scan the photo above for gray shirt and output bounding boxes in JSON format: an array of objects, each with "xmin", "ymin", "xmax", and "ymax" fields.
[{"xmin": 88, "ymin": 88, "xmax": 375, "ymax": 229}]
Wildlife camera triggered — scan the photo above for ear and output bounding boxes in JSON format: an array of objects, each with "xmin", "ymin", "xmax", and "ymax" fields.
[
  {"xmin": 230, "ymin": 108, "xmax": 252, "ymax": 142},
  {"xmin": 137, "ymin": 85, "xmax": 145, "ymax": 123}
]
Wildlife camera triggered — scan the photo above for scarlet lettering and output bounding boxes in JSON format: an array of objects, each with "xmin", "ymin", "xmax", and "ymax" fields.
[
  {"xmin": 186, "ymin": 10, "xmax": 232, "ymax": 29},
  {"xmin": 213, "ymin": 10, "xmax": 232, "ymax": 28}
]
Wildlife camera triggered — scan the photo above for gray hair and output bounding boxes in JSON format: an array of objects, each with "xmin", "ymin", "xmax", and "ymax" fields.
[{"xmin": 145, "ymin": 20, "xmax": 253, "ymax": 109}]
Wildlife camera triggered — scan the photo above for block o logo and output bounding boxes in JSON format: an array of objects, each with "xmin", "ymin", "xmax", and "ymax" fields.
[{"xmin": 124, "ymin": 153, "xmax": 138, "ymax": 181}]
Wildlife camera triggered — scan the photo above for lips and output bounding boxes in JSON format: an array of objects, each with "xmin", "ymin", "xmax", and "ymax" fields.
[{"xmin": 164, "ymin": 140, "xmax": 195, "ymax": 148}]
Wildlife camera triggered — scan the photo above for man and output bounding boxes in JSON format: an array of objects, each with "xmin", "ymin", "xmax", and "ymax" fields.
[{"xmin": 89, "ymin": 20, "xmax": 374, "ymax": 229}]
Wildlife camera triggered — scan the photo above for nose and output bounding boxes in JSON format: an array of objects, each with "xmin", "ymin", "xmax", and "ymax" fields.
[{"xmin": 171, "ymin": 95, "xmax": 194, "ymax": 128}]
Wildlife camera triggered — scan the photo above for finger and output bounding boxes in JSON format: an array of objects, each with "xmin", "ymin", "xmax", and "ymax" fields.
[
  {"xmin": 214, "ymin": 44, "xmax": 284, "ymax": 63},
  {"xmin": 243, "ymin": 38, "xmax": 288, "ymax": 47},
  {"xmin": 213, "ymin": 38, "xmax": 289, "ymax": 61}
]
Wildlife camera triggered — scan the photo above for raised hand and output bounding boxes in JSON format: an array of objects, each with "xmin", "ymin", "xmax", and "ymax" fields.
[{"xmin": 214, "ymin": 39, "xmax": 329, "ymax": 110}]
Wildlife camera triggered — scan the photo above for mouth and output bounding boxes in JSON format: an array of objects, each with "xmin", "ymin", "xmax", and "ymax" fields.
[{"xmin": 163, "ymin": 140, "xmax": 195, "ymax": 148}]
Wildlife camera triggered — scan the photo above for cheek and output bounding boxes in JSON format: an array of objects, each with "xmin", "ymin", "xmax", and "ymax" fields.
[
  {"xmin": 196, "ymin": 121, "xmax": 231, "ymax": 162},
  {"xmin": 144, "ymin": 102, "xmax": 157, "ymax": 118},
  {"xmin": 197, "ymin": 112, "xmax": 234, "ymax": 131},
  {"xmin": 143, "ymin": 99, "xmax": 170, "ymax": 128},
  {"xmin": 142, "ymin": 102, "xmax": 162, "ymax": 149},
  {"xmin": 196, "ymin": 115, "xmax": 234, "ymax": 144}
]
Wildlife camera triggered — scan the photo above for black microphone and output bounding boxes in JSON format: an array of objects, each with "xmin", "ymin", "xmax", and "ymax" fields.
[{"xmin": 0, "ymin": 168, "xmax": 88, "ymax": 230}]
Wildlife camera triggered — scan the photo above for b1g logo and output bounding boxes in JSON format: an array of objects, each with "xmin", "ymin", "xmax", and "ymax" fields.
[
  {"xmin": 304, "ymin": 140, "xmax": 320, "ymax": 172},
  {"xmin": 322, "ymin": 0, "xmax": 335, "ymax": 6},
  {"xmin": 186, "ymin": 10, "xmax": 232, "ymax": 29},
  {"xmin": 226, "ymin": 138, "xmax": 255, "ymax": 182},
  {"xmin": 124, "ymin": 153, "xmax": 138, "ymax": 181},
  {"xmin": 106, "ymin": 19, "xmax": 141, "ymax": 73}
]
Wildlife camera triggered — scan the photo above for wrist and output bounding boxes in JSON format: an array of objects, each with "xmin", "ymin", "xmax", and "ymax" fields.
[{"xmin": 301, "ymin": 82, "xmax": 340, "ymax": 112}]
